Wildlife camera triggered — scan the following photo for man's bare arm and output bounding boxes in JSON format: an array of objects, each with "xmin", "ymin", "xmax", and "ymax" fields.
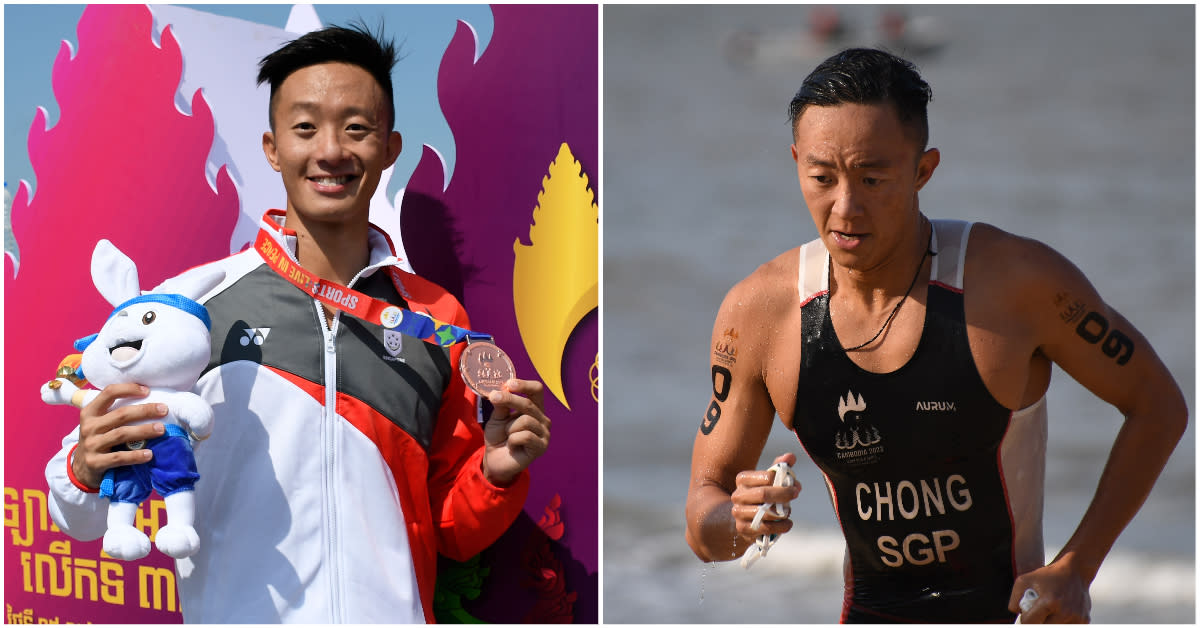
[
  {"xmin": 1002, "ymin": 235, "xmax": 1187, "ymax": 622},
  {"xmin": 685, "ymin": 272, "xmax": 800, "ymax": 562}
]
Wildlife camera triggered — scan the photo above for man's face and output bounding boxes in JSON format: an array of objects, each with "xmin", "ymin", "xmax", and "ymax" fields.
[
  {"xmin": 790, "ymin": 102, "xmax": 939, "ymax": 272},
  {"xmin": 262, "ymin": 62, "xmax": 401, "ymax": 226}
]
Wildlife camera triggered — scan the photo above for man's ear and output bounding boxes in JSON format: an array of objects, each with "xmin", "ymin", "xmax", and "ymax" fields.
[
  {"xmin": 263, "ymin": 131, "xmax": 281, "ymax": 173},
  {"xmin": 385, "ymin": 131, "xmax": 402, "ymax": 169},
  {"xmin": 915, "ymin": 147, "xmax": 940, "ymax": 191}
]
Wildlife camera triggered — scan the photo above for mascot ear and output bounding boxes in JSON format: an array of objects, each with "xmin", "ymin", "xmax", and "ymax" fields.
[
  {"xmin": 154, "ymin": 266, "xmax": 226, "ymax": 303},
  {"xmin": 90, "ymin": 239, "xmax": 141, "ymax": 307}
]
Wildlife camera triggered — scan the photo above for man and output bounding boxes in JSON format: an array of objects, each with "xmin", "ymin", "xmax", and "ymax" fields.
[
  {"xmin": 45, "ymin": 24, "xmax": 551, "ymax": 623},
  {"xmin": 685, "ymin": 48, "xmax": 1185, "ymax": 623}
]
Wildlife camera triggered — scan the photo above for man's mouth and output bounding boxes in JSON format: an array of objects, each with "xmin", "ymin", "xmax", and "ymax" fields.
[
  {"xmin": 830, "ymin": 230, "xmax": 868, "ymax": 250},
  {"xmin": 310, "ymin": 175, "xmax": 356, "ymax": 186}
]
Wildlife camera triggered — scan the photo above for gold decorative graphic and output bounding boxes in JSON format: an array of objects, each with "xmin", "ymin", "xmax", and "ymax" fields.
[
  {"xmin": 513, "ymin": 143, "xmax": 599, "ymax": 409},
  {"xmin": 590, "ymin": 353, "xmax": 599, "ymax": 402}
]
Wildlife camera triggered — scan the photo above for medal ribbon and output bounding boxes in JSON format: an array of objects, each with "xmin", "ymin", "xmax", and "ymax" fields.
[{"xmin": 254, "ymin": 228, "xmax": 487, "ymax": 346}]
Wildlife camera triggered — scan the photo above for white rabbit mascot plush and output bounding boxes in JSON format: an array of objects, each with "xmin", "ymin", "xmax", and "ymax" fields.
[{"xmin": 41, "ymin": 239, "xmax": 225, "ymax": 560}]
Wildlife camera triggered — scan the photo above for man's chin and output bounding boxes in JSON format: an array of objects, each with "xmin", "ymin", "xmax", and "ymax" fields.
[
  {"xmin": 826, "ymin": 246, "xmax": 874, "ymax": 273},
  {"xmin": 286, "ymin": 200, "xmax": 370, "ymax": 225}
]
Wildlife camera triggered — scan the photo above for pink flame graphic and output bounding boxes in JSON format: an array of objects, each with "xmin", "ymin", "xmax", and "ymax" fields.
[{"xmin": 6, "ymin": 5, "xmax": 237, "ymax": 623}]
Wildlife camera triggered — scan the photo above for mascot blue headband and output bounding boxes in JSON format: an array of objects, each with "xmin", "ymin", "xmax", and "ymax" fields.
[{"xmin": 74, "ymin": 294, "xmax": 212, "ymax": 352}]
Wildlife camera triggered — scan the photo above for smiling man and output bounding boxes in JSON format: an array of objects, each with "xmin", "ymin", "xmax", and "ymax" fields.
[
  {"xmin": 45, "ymin": 24, "xmax": 551, "ymax": 623},
  {"xmin": 685, "ymin": 48, "xmax": 1185, "ymax": 623}
]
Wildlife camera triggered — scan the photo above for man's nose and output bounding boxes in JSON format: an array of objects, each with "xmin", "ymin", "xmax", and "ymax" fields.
[
  {"xmin": 315, "ymin": 128, "xmax": 349, "ymax": 162},
  {"xmin": 830, "ymin": 182, "xmax": 863, "ymax": 218}
]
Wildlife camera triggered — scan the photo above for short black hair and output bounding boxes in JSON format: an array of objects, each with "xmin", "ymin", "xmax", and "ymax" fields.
[
  {"xmin": 787, "ymin": 48, "xmax": 932, "ymax": 150},
  {"xmin": 257, "ymin": 22, "xmax": 398, "ymax": 131}
]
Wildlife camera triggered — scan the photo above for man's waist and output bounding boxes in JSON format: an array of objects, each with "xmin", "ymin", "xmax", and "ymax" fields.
[{"xmin": 845, "ymin": 574, "xmax": 1017, "ymax": 623}]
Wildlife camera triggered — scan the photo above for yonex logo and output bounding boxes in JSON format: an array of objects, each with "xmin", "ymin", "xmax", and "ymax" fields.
[{"xmin": 240, "ymin": 328, "xmax": 270, "ymax": 346}]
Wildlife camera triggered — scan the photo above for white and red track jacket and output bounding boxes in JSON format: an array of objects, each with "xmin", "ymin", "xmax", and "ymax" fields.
[{"xmin": 46, "ymin": 210, "xmax": 530, "ymax": 622}]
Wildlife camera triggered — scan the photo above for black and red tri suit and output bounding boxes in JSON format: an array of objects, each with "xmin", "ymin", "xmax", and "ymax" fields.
[{"xmin": 792, "ymin": 220, "xmax": 1047, "ymax": 623}]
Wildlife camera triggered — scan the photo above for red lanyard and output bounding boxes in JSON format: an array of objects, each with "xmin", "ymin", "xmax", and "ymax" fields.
[
  {"xmin": 254, "ymin": 228, "xmax": 484, "ymax": 348},
  {"xmin": 255, "ymin": 228, "xmax": 402, "ymax": 322},
  {"xmin": 255, "ymin": 227, "xmax": 514, "ymax": 394}
]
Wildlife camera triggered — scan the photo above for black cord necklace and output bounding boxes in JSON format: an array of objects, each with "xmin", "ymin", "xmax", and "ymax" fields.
[{"xmin": 841, "ymin": 225, "xmax": 935, "ymax": 352}]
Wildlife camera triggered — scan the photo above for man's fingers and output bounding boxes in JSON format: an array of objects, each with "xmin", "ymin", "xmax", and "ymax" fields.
[
  {"xmin": 102, "ymin": 448, "xmax": 154, "ymax": 468},
  {"xmin": 505, "ymin": 414, "xmax": 549, "ymax": 440},
  {"xmin": 735, "ymin": 468, "xmax": 774, "ymax": 488},
  {"xmin": 501, "ymin": 378, "xmax": 544, "ymax": 408},
  {"xmin": 85, "ymin": 384, "xmax": 149, "ymax": 416},
  {"xmin": 502, "ymin": 428, "xmax": 549, "ymax": 457},
  {"xmin": 99, "ymin": 422, "xmax": 166, "ymax": 450},
  {"xmin": 1040, "ymin": 603, "xmax": 1088, "ymax": 625},
  {"xmin": 731, "ymin": 483, "xmax": 801, "ymax": 506},
  {"xmin": 488, "ymin": 387, "xmax": 538, "ymax": 416},
  {"xmin": 745, "ymin": 518, "xmax": 793, "ymax": 537},
  {"xmin": 1019, "ymin": 595, "xmax": 1053, "ymax": 624},
  {"xmin": 92, "ymin": 403, "xmax": 169, "ymax": 434},
  {"xmin": 485, "ymin": 396, "xmax": 536, "ymax": 426},
  {"xmin": 74, "ymin": 445, "xmax": 154, "ymax": 487},
  {"xmin": 731, "ymin": 502, "xmax": 790, "ymax": 521},
  {"xmin": 737, "ymin": 461, "xmax": 798, "ymax": 489},
  {"xmin": 731, "ymin": 504, "xmax": 794, "ymax": 535},
  {"xmin": 488, "ymin": 387, "xmax": 551, "ymax": 434},
  {"xmin": 1023, "ymin": 609, "xmax": 1051, "ymax": 624},
  {"xmin": 772, "ymin": 452, "xmax": 797, "ymax": 467},
  {"xmin": 1007, "ymin": 583, "xmax": 1027, "ymax": 614}
]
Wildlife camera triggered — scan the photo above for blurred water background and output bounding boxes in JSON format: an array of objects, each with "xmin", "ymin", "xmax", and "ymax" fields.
[{"xmin": 603, "ymin": 5, "xmax": 1194, "ymax": 623}]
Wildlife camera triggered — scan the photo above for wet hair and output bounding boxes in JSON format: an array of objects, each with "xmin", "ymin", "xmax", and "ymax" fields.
[
  {"xmin": 257, "ymin": 22, "xmax": 398, "ymax": 131},
  {"xmin": 787, "ymin": 48, "xmax": 932, "ymax": 150}
]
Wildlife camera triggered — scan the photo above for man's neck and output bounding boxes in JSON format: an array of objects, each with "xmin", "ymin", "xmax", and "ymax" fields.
[{"xmin": 284, "ymin": 210, "xmax": 372, "ymax": 287}]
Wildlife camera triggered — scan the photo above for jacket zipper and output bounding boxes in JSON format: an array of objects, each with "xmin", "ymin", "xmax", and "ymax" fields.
[
  {"xmin": 316, "ymin": 263, "xmax": 384, "ymax": 622},
  {"xmin": 317, "ymin": 303, "xmax": 343, "ymax": 622}
]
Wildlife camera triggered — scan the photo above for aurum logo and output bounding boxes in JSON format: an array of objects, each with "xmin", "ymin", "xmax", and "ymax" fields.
[{"xmin": 915, "ymin": 401, "xmax": 957, "ymax": 412}]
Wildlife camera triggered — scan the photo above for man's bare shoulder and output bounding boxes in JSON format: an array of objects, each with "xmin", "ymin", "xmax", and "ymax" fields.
[
  {"xmin": 965, "ymin": 221, "xmax": 1101, "ymax": 340},
  {"xmin": 718, "ymin": 247, "xmax": 804, "ymax": 318},
  {"xmin": 967, "ymin": 222, "xmax": 1087, "ymax": 290}
]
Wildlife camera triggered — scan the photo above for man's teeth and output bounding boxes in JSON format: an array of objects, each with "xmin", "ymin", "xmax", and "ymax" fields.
[{"xmin": 314, "ymin": 176, "xmax": 351, "ymax": 185}]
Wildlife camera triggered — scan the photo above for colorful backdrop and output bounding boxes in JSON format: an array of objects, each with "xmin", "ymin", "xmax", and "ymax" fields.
[{"xmin": 3, "ymin": 4, "xmax": 598, "ymax": 623}]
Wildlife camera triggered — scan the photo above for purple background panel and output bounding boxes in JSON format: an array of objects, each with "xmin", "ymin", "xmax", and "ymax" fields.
[{"xmin": 402, "ymin": 4, "xmax": 598, "ymax": 623}]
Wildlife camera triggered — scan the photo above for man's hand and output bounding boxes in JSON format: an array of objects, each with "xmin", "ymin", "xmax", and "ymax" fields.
[
  {"xmin": 1008, "ymin": 557, "xmax": 1092, "ymax": 623},
  {"xmin": 72, "ymin": 384, "xmax": 167, "ymax": 489},
  {"xmin": 730, "ymin": 452, "xmax": 801, "ymax": 547},
  {"xmin": 481, "ymin": 378, "xmax": 551, "ymax": 487}
]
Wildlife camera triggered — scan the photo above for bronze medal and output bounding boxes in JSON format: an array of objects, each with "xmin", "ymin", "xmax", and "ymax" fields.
[{"xmin": 459, "ymin": 340, "xmax": 515, "ymax": 396}]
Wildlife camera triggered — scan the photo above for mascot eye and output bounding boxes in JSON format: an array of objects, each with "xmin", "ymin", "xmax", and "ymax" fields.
[{"xmin": 142, "ymin": 311, "xmax": 157, "ymax": 325}]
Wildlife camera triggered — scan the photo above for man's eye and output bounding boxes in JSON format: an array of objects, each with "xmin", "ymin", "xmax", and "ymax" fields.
[
  {"xmin": 294, "ymin": 122, "xmax": 315, "ymax": 131},
  {"xmin": 812, "ymin": 175, "xmax": 832, "ymax": 184},
  {"xmin": 863, "ymin": 177, "xmax": 880, "ymax": 185}
]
